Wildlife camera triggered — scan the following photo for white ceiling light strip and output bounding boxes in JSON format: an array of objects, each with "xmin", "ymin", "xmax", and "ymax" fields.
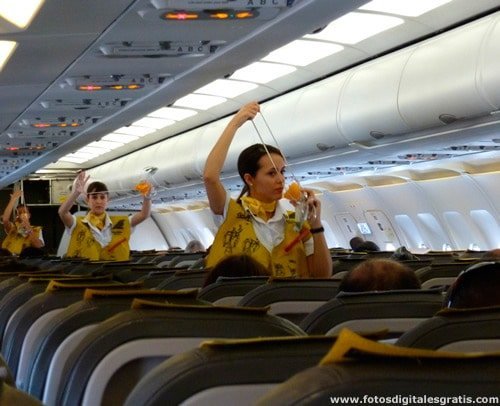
[
  {"xmin": 102, "ymin": 134, "xmax": 139, "ymax": 143},
  {"xmin": 231, "ymin": 61, "xmax": 296, "ymax": 83},
  {"xmin": 194, "ymin": 79, "xmax": 258, "ymax": 98},
  {"xmin": 148, "ymin": 107, "xmax": 198, "ymax": 121},
  {"xmin": 113, "ymin": 126, "xmax": 156, "ymax": 137},
  {"xmin": 359, "ymin": 0, "xmax": 453, "ymax": 17},
  {"xmin": 262, "ymin": 39, "xmax": 344, "ymax": 66},
  {"xmin": 133, "ymin": 117, "xmax": 175, "ymax": 129},
  {"xmin": 0, "ymin": 41, "xmax": 17, "ymax": 71},
  {"xmin": 174, "ymin": 94, "xmax": 227, "ymax": 109},
  {"xmin": 0, "ymin": 0, "xmax": 45, "ymax": 28},
  {"xmin": 304, "ymin": 12, "xmax": 404, "ymax": 44}
]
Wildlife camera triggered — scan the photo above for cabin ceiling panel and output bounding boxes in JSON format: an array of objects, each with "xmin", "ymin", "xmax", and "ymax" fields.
[
  {"xmin": 10, "ymin": 0, "xmax": 137, "ymax": 36},
  {"xmin": 0, "ymin": 36, "xmax": 100, "ymax": 86},
  {"xmin": 0, "ymin": 84, "xmax": 48, "ymax": 131}
]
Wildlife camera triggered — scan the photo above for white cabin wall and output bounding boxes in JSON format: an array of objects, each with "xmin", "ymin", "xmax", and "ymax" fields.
[
  {"xmin": 364, "ymin": 182, "xmax": 449, "ymax": 251},
  {"xmin": 310, "ymin": 170, "xmax": 500, "ymax": 252},
  {"xmin": 153, "ymin": 208, "xmax": 216, "ymax": 250},
  {"xmin": 415, "ymin": 174, "xmax": 499, "ymax": 250}
]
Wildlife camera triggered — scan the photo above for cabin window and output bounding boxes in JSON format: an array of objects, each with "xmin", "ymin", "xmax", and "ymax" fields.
[
  {"xmin": 416, "ymin": 213, "xmax": 449, "ymax": 250},
  {"xmin": 442, "ymin": 211, "xmax": 486, "ymax": 251},
  {"xmin": 394, "ymin": 215, "xmax": 424, "ymax": 250},
  {"xmin": 469, "ymin": 210, "xmax": 500, "ymax": 249}
]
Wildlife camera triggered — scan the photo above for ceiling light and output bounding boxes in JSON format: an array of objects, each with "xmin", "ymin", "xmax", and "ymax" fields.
[
  {"xmin": 133, "ymin": 117, "xmax": 175, "ymax": 129},
  {"xmin": 102, "ymin": 134, "xmax": 139, "ymax": 143},
  {"xmin": 113, "ymin": 126, "xmax": 156, "ymax": 137},
  {"xmin": 231, "ymin": 62, "xmax": 296, "ymax": 83},
  {"xmin": 148, "ymin": 107, "xmax": 197, "ymax": 121},
  {"xmin": 88, "ymin": 140, "xmax": 123, "ymax": 150},
  {"xmin": 262, "ymin": 39, "xmax": 343, "ymax": 67},
  {"xmin": 194, "ymin": 79, "xmax": 258, "ymax": 98},
  {"xmin": 174, "ymin": 94, "xmax": 227, "ymax": 110},
  {"xmin": 58, "ymin": 156, "xmax": 88, "ymax": 164},
  {"xmin": 305, "ymin": 12, "xmax": 403, "ymax": 44},
  {"xmin": 78, "ymin": 146, "xmax": 111, "ymax": 154},
  {"xmin": 71, "ymin": 151, "xmax": 100, "ymax": 159},
  {"xmin": 0, "ymin": 41, "xmax": 17, "ymax": 71},
  {"xmin": 360, "ymin": 0, "xmax": 452, "ymax": 17},
  {"xmin": 0, "ymin": 0, "xmax": 44, "ymax": 28}
]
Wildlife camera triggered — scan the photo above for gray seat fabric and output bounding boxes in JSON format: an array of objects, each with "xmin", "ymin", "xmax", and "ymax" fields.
[
  {"xmin": 125, "ymin": 336, "xmax": 337, "ymax": 406},
  {"xmin": 238, "ymin": 279, "xmax": 341, "ymax": 325},
  {"xmin": 155, "ymin": 269, "xmax": 207, "ymax": 290},
  {"xmin": 415, "ymin": 262, "xmax": 470, "ymax": 289},
  {"xmin": 197, "ymin": 276, "xmax": 269, "ymax": 305},
  {"xmin": 2, "ymin": 279, "xmax": 120, "ymax": 378},
  {"xmin": 238, "ymin": 278, "xmax": 340, "ymax": 324},
  {"xmin": 300, "ymin": 289, "xmax": 443, "ymax": 336},
  {"xmin": 56, "ymin": 302, "xmax": 305, "ymax": 406},
  {"xmin": 396, "ymin": 306, "xmax": 500, "ymax": 351},
  {"xmin": 20, "ymin": 289, "xmax": 203, "ymax": 400},
  {"xmin": 256, "ymin": 354, "xmax": 500, "ymax": 406},
  {"xmin": 0, "ymin": 279, "xmax": 52, "ymax": 349}
]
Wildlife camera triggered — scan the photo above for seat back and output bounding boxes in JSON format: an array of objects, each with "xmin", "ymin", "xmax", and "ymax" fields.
[
  {"xmin": 238, "ymin": 278, "xmax": 340, "ymax": 324},
  {"xmin": 197, "ymin": 276, "xmax": 269, "ymax": 305},
  {"xmin": 156, "ymin": 269, "xmax": 207, "ymax": 290},
  {"xmin": 56, "ymin": 301, "xmax": 305, "ymax": 406},
  {"xmin": 257, "ymin": 329, "xmax": 500, "ymax": 406},
  {"xmin": 125, "ymin": 336, "xmax": 337, "ymax": 406},
  {"xmin": 2, "ymin": 278, "xmax": 122, "ymax": 378},
  {"xmin": 396, "ymin": 306, "xmax": 500, "ymax": 351},
  {"xmin": 23, "ymin": 288, "xmax": 202, "ymax": 400},
  {"xmin": 300, "ymin": 289, "xmax": 443, "ymax": 336}
]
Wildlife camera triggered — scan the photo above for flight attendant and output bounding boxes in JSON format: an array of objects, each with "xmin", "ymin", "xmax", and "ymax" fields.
[
  {"xmin": 58, "ymin": 171, "xmax": 151, "ymax": 261},
  {"xmin": 203, "ymin": 102, "xmax": 332, "ymax": 278},
  {"xmin": 2, "ymin": 190, "xmax": 44, "ymax": 255}
]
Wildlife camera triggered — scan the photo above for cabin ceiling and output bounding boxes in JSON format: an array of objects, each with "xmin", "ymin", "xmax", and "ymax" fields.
[{"xmin": 0, "ymin": 0, "xmax": 500, "ymax": 205}]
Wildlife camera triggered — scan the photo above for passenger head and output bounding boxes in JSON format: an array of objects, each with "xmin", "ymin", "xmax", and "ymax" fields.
[
  {"xmin": 339, "ymin": 258, "xmax": 421, "ymax": 293},
  {"xmin": 185, "ymin": 240, "xmax": 205, "ymax": 253},
  {"xmin": 0, "ymin": 248, "xmax": 12, "ymax": 257},
  {"xmin": 19, "ymin": 246, "xmax": 46, "ymax": 259},
  {"xmin": 86, "ymin": 181, "xmax": 109, "ymax": 215},
  {"xmin": 349, "ymin": 237, "xmax": 365, "ymax": 251},
  {"xmin": 480, "ymin": 249, "xmax": 500, "ymax": 261},
  {"xmin": 390, "ymin": 246, "xmax": 419, "ymax": 261},
  {"xmin": 353, "ymin": 240, "xmax": 380, "ymax": 252},
  {"xmin": 237, "ymin": 143, "xmax": 285, "ymax": 203},
  {"xmin": 203, "ymin": 254, "xmax": 269, "ymax": 287},
  {"xmin": 445, "ymin": 262, "xmax": 500, "ymax": 309}
]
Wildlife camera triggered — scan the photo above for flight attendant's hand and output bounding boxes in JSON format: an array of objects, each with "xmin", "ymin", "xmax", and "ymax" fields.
[{"xmin": 230, "ymin": 102, "xmax": 260, "ymax": 129}]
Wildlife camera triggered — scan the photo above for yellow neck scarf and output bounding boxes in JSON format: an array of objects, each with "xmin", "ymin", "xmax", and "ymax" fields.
[
  {"xmin": 241, "ymin": 196, "xmax": 277, "ymax": 221},
  {"xmin": 86, "ymin": 212, "xmax": 107, "ymax": 230}
]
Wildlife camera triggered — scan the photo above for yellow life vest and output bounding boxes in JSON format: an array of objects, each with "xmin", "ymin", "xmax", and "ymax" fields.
[
  {"xmin": 66, "ymin": 215, "xmax": 131, "ymax": 261},
  {"xmin": 205, "ymin": 199, "xmax": 310, "ymax": 277},
  {"xmin": 1, "ymin": 223, "xmax": 42, "ymax": 255}
]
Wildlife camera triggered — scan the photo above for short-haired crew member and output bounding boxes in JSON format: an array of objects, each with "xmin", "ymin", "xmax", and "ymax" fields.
[{"xmin": 58, "ymin": 171, "xmax": 151, "ymax": 261}]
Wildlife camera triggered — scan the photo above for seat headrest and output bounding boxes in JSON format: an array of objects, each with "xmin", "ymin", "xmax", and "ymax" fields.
[
  {"xmin": 83, "ymin": 288, "xmax": 198, "ymax": 300},
  {"xmin": 131, "ymin": 298, "xmax": 269, "ymax": 314},
  {"xmin": 321, "ymin": 329, "xmax": 500, "ymax": 364}
]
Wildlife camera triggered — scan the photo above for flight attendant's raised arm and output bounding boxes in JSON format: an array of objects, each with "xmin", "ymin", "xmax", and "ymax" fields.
[{"xmin": 203, "ymin": 102, "xmax": 260, "ymax": 215}]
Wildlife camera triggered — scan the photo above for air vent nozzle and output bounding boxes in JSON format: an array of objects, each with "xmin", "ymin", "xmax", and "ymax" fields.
[{"xmin": 439, "ymin": 114, "xmax": 458, "ymax": 124}]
